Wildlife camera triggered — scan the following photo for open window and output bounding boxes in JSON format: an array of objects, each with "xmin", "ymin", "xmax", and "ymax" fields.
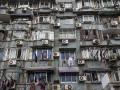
[{"xmin": 32, "ymin": 48, "xmax": 52, "ymax": 60}]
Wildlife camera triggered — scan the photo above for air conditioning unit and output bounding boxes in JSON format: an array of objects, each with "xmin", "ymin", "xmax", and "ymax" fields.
[
  {"xmin": 54, "ymin": 23, "xmax": 60, "ymax": 27},
  {"xmin": 10, "ymin": 8, "xmax": 15, "ymax": 12},
  {"xmin": 78, "ymin": 60, "xmax": 85, "ymax": 65},
  {"xmin": 16, "ymin": 40, "xmax": 23, "ymax": 45},
  {"xmin": 52, "ymin": 7, "xmax": 58, "ymax": 11},
  {"xmin": 92, "ymin": 39, "xmax": 100, "ymax": 45},
  {"xmin": 54, "ymin": 52, "xmax": 60, "ymax": 57},
  {"xmin": 53, "ymin": 84, "xmax": 60, "ymax": 90},
  {"xmin": 42, "ymin": 40, "xmax": 49, "ymax": 45},
  {"xmin": 76, "ymin": 23, "xmax": 82, "ymax": 28},
  {"xmin": 64, "ymin": 85, "xmax": 72, "ymax": 90},
  {"xmin": 59, "ymin": 8, "xmax": 65, "ymax": 12},
  {"xmin": 111, "ymin": 21, "xmax": 118, "ymax": 26},
  {"xmin": 109, "ymin": 55, "xmax": 117, "ymax": 61},
  {"xmin": 8, "ymin": 60, "xmax": 17, "ymax": 66},
  {"xmin": 79, "ymin": 76, "xmax": 87, "ymax": 82},
  {"xmin": 73, "ymin": 8, "xmax": 79, "ymax": 11},
  {"xmin": 62, "ymin": 39, "xmax": 68, "ymax": 45}
]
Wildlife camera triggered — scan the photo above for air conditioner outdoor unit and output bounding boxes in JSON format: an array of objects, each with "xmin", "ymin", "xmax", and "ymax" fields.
[
  {"xmin": 42, "ymin": 40, "xmax": 49, "ymax": 45},
  {"xmin": 59, "ymin": 8, "xmax": 65, "ymax": 12},
  {"xmin": 79, "ymin": 76, "xmax": 87, "ymax": 82},
  {"xmin": 53, "ymin": 84, "xmax": 60, "ymax": 90},
  {"xmin": 78, "ymin": 60, "xmax": 85, "ymax": 65},
  {"xmin": 52, "ymin": 7, "xmax": 58, "ymax": 11},
  {"xmin": 54, "ymin": 52, "xmax": 60, "ymax": 57},
  {"xmin": 92, "ymin": 39, "xmax": 100, "ymax": 45},
  {"xmin": 62, "ymin": 39, "xmax": 68, "ymax": 45},
  {"xmin": 8, "ymin": 60, "xmax": 17, "ymax": 66},
  {"xmin": 109, "ymin": 55, "xmax": 117, "ymax": 61},
  {"xmin": 16, "ymin": 40, "xmax": 23, "ymax": 45},
  {"xmin": 10, "ymin": 8, "xmax": 15, "ymax": 12},
  {"xmin": 64, "ymin": 85, "xmax": 72, "ymax": 90},
  {"xmin": 76, "ymin": 23, "xmax": 82, "ymax": 28},
  {"xmin": 111, "ymin": 21, "xmax": 118, "ymax": 26},
  {"xmin": 73, "ymin": 8, "xmax": 79, "ymax": 11},
  {"xmin": 54, "ymin": 23, "xmax": 60, "ymax": 27}
]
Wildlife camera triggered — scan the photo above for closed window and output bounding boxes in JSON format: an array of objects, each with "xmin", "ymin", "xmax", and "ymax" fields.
[
  {"xmin": 40, "ymin": 0, "xmax": 50, "ymax": 8},
  {"xmin": 28, "ymin": 72, "xmax": 49, "ymax": 82},
  {"xmin": 103, "ymin": 0, "xmax": 114, "ymax": 7},
  {"xmin": 114, "ymin": 71, "xmax": 120, "ymax": 81},
  {"xmin": 31, "ymin": 31, "xmax": 54, "ymax": 41},
  {"xmin": 64, "ymin": 3, "xmax": 72, "ymax": 8},
  {"xmin": 60, "ymin": 73, "xmax": 78, "ymax": 83},
  {"xmin": 12, "ymin": 31, "xmax": 26, "ymax": 40},
  {"xmin": 38, "ymin": 16, "xmax": 50, "ymax": 23},
  {"xmin": 83, "ymin": 0, "xmax": 92, "ymax": 7},
  {"xmin": 0, "ymin": 49, "xmax": 4, "ymax": 60},
  {"xmin": 0, "ymin": 31, "xmax": 5, "ymax": 41},
  {"xmin": 60, "ymin": 19, "xmax": 74, "ymax": 25},
  {"xmin": 32, "ymin": 49, "xmax": 52, "ymax": 60},
  {"xmin": 86, "ymin": 72, "xmax": 100, "ymax": 81},
  {"xmin": 83, "ymin": 15, "xmax": 95, "ymax": 22},
  {"xmin": 60, "ymin": 51, "xmax": 75, "ymax": 60}
]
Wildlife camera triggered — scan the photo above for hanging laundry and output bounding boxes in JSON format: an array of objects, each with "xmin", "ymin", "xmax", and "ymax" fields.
[{"xmin": 68, "ymin": 56, "xmax": 74, "ymax": 67}]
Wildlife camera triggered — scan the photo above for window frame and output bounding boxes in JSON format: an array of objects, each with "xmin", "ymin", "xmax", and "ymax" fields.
[{"xmin": 60, "ymin": 72, "xmax": 78, "ymax": 83}]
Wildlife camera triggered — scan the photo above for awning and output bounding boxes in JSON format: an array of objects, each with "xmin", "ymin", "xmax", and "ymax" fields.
[
  {"xmin": 58, "ymin": 67, "xmax": 79, "ymax": 73},
  {"xmin": 83, "ymin": 68, "xmax": 111, "ymax": 73},
  {"xmin": 26, "ymin": 66, "xmax": 55, "ymax": 72}
]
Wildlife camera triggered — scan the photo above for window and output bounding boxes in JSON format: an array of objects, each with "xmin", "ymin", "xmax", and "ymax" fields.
[
  {"xmin": 28, "ymin": 72, "xmax": 48, "ymax": 82},
  {"xmin": 12, "ymin": 31, "xmax": 25, "ymax": 40},
  {"xmin": 38, "ymin": 16, "xmax": 50, "ymax": 23},
  {"xmin": 60, "ymin": 51, "xmax": 75, "ymax": 60},
  {"xmin": 60, "ymin": 73, "xmax": 78, "ymax": 83},
  {"xmin": 64, "ymin": 3, "xmax": 72, "ymax": 8},
  {"xmin": 17, "ymin": 48, "xmax": 22, "ymax": 59},
  {"xmin": 40, "ymin": 0, "xmax": 50, "ymax": 8},
  {"xmin": 60, "ymin": 18, "xmax": 74, "ymax": 25},
  {"xmin": 103, "ymin": 0, "xmax": 114, "ymax": 7},
  {"xmin": 32, "ymin": 49, "xmax": 52, "ymax": 60},
  {"xmin": 86, "ymin": 73, "xmax": 100, "ymax": 81},
  {"xmin": 59, "ymin": 30, "xmax": 76, "ymax": 39},
  {"xmin": 83, "ymin": 0, "xmax": 92, "ymax": 7},
  {"xmin": 0, "ymin": 31, "xmax": 5, "ymax": 41},
  {"xmin": 114, "ymin": 71, "xmax": 120, "ymax": 81},
  {"xmin": 83, "ymin": 15, "xmax": 95, "ymax": 22},
  {"xmin": 31, "ymin": 31, "xmax": 54, "ymax": 41},
  {"xmin": 0, "ymin": 49, "xmax": 4, "ymax": 60}
]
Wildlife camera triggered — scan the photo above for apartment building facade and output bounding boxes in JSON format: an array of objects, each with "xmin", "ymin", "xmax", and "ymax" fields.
[{"xmin": 0, "ymin": 0, "xmax": 120, "ymax": 90}]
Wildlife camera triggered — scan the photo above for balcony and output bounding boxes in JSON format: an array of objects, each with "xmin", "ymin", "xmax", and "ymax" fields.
[{"xmin": 59, "ymin": 34, "xmax": 76, "ymax": 40}]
